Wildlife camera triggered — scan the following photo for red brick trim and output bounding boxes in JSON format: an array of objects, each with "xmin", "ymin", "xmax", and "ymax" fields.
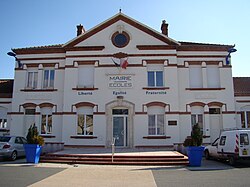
[
  {"xmin": 75, "ymin": 102, "xmax": 95, "ymax": 108},
  {"xmin": 143, "ymin": 136, "xmax": 171, "ymax": 139},
  {"xmin": 186, "ymin": 88, "xmax": 225, "ymax": 91},
  {"xmin": 20, "ymin": 89, "xmax": 58, "ymax": 92},
  {"xmin": 76, "ymin": 61, "xmax": 96, "ymax": 65},
  {"xmin": 72, "ymin": 87, "xmax": 98, "ymax": 91},
  {"xmin": 143, "ymin": 87, "xmax": 170, "ymax": 90},
  {"xmin": 70, "ymin": 136, "xmax": 98, "ymax": 139},
  {"xmin": 145, "ymin": 60, "xmax": 165, "ymax": 64},
  {"xmin": 22, "ymin": 103, "xmax": 37, "ymax": 108},
  {"xmin": 145, "ymin": 101, "xmax": 167, "ymax": 108},
  {"xmin": 236, "ymin": 100, "xmax": 250, "ymax": 103},
  {"xmin": 39, "ymin": 103, "xmax": 54, "ymax": 108},
  {"xmin": 189, "ymin": 102, "xmax": 206, "ymax": 107},
  {"xmin": 207, "ymin": 102, "xmax": 223, "ymax": 107}
]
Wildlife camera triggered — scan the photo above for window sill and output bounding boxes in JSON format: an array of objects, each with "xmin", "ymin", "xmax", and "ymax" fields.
[
  {"xmin": 20, "ymin": 89, "xmax": 58, "ymax": 92},
  {"xmin": 142, "ymin": 87, "xmax": 170, "ymax": 90},
  {"xmin": 70, "ymin": 135, "xmax": 97, "ymax": 139},
  {"xmin": 185, "ymin": 88, "xmax": 225, "ymax": 91},
  {"xmin": 143, "ymin": 136, "xmax": 171, "ymax": 139},
  {"xmin": 40, "ymin": 134, "xmax": 56, "ymax": 138},
  {"xmin": 72, "ymin": 88, "xmax": 98, "ymax": 91}
]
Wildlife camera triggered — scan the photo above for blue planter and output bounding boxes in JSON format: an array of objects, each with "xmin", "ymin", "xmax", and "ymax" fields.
[
  {"xmin": 186, "ymin": 146, "xmax": 205, "ymax": 167},
  {"xmin": 23, "ymin": 144, "xmax": 42, "ymax": 164}
]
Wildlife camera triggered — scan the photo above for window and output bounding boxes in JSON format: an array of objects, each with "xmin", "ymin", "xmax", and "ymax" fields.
[
  {"xmin": 111, "ymin": 31, "xmax": 130, "ymax": 48},
  {"xmin": 148, "ymin": 114, "xmax": 164, "ymax": 135},
  {"xmin": 207, "ymin": 65, "xmax": 220, "ymax": 88},
  {"xmin": 78, "ymin": 65, "xmax": 94, "ymax": 88},
  {"xmin": 40, "ymin": 107, "xmax": 53, "ymax": 134},
  {"xmin": 41, "ymin": 114, "xmax": 52, "ymax": 134},
  {"xmin": 26, "ymin": 71, "xmax": 38, "ymax": 89},
  {"xmin": 240, "ymin": 134, "xmax": 249, "ymax": 145},
  {"xmin": 241, "ymin": 111, "xmax": 250, "ymax": 128},
  {"xmin": 191, "ymin": 106, "xmax": 204, "ymax": 134},
  {"xmin": 209, "ymin": 108, "xmax": 221, "ymax": 114},
  {"xmin": 219, "ymin": 136, "xmax": 226, "ymax": 146},
  {"xmin": 0, "ymin": 119, "xmax": 7, "ymax": 129},
  {"xmin": 43, "ymin": 69, "xmax": 55, "ymax": 88},
  {"xmin": 77, "ymin": 107, "xmax": 94, "ymax": 135},
  {"xmin": 189, "ymin": 65, "xmax": 203, "ymax": 88},
  {"xmin": 77, "ymin": 115, "xmax": 93, "ymax": 135},
  {"xmin": 147, "ymin": 64, "xmax": 164, "ymax": 87},
  {"xmin": 25, "ymin": 109, "xmax": 36, "ymax": 115}
]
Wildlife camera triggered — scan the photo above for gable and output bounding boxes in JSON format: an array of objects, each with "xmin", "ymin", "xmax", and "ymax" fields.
[{"xmin": 63, "ymin": 13, "xmax": 180, "ymax": 49}]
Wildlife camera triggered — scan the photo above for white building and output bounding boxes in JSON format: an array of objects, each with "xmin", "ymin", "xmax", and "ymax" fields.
[{"xmin": 1, "ymin": 13, "xmax": 248, "ymax": 148}]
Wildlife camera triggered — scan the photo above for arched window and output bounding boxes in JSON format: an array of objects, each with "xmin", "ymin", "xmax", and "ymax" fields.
[
  {"xmin": 147, "ymin": 105, "xmax": 165, "ymax": 135},
  {"xmin": 77, "ymin": 106, "xmax": 93, "ymax": 135}
]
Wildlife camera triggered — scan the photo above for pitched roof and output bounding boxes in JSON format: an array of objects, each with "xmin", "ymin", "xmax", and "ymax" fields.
[
  {"xmin": 12, "ymin": 13, "xmax": 233, "ymax": 54},
  {"xmin": 233, "ymin": 77, "xmax": 250, "ymax": 96},
  {"xmin": 0, "ymin": 79, "xmax": 14, "ymax": 98}
]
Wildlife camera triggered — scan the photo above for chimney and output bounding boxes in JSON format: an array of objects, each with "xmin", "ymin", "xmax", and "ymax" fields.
[
  {"xmin": 161, "ymin": 20, "xmax": 168, "ymax": 36},
  {"xmin": 76, "ymin": 24, "xmax": 85, "ymax": 36}
]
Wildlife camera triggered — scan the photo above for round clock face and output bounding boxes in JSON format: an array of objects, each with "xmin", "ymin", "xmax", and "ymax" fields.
[{"xmin": 112, "ymin": 31, "xmax": 130, "ymax": 48}]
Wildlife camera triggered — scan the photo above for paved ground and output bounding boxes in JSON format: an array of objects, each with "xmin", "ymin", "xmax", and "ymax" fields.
[{"xmin": 1, "ymin": 158, "xmax": 250, "ymax": 187}]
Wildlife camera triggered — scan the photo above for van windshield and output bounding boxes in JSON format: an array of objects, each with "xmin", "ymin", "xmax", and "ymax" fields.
[{"xmin": 240, "ymin": 134, "xmax": 249, "ymax": 145}]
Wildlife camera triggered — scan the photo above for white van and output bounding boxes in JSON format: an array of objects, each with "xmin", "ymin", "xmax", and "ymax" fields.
[{"xmin": 204, "ymin": 129, "xmax": 250, "ymax": 165}]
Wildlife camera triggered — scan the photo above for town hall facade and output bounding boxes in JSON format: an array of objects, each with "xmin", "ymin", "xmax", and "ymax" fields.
[{"xmin": 1, "ymin": 13, "xmax": 249, "ymax": 148}]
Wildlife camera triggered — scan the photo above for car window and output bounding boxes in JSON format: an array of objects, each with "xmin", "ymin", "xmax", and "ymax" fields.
[
  {"xmin": 240, "ymin": 133, "xmax": 249, "ymax": 145},
  {"xmin": 15, "ymin": 137, "xmax": 22, "ymax": 144},
  {"xmin": 0, "ymin": 137, "xmax": 11, "ymax": 142},
  {"xmin": 219, "ymin": 136, "xmax": 226, "ymax": 146},
  {"xmin": 212, "ymin": 138, "xmax": 219, "ymax": 146},
  {"xmin": 21, "ymin": 137, "xmax": 27, "ymax": 144}
]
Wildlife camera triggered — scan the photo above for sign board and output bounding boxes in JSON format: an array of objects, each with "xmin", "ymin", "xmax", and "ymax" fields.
[{"xmin": 108, "ymin": 74, "xmax": 133, "ymax": 89}]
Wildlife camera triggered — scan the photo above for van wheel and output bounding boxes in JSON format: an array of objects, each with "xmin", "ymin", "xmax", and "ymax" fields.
[
  {"xmin": 204, "ymin": 150, "xmax": 210, "ymax": 160},
  {"xmin": 229, "ymin": 157, "xmax": 236, "ymax": 166},
  {"xmin": 10, "ymin": 151, "xmax": 17, "ymax": 161}
]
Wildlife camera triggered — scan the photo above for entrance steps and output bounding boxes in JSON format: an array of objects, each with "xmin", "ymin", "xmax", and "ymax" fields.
[{"xmin": 40, "ymin": 149, "xmax": 188, "ymax": 166}]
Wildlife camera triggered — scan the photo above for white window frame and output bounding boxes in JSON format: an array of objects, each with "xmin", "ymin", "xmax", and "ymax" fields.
[
  {"xmin": 147, "ymin": 64, "xmax": 164, "ymax": 87},
  {"xmin": 189, "ymin": 65, "xmax": 203, "ymax": 88},
  {"xmin": 43, "ymin": 69, "xmax": 55, "ymax": 89},
  {"xmin": 0, "ymin": 119, "xmax": 7, "ymax": 129},
  {"xmin": 191, "ymin": 106, "xmax": 204, "ymax": 134},
  {"xmin": 78, "ymin": 65, "xmax": 95, "ymax": 88},
  {"xmin": 148, "ymin": 114, "xmax": 165, "ymax": 135},
  {"xmin": 26, "ymin": 71, "xmax": 38, "ymax": 89},
  {"xmin": 241, "ymin": 111, "xmax": 250, "ymax": 128},
  {"xmin": 77, "ymin": 107, "xmax": 94, "ymax": 136},
  {"xmin": 41, "ymin": 114, "xmax": 52, "ymax": 134}
]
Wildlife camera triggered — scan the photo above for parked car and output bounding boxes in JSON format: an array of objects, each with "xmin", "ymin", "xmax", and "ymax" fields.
[
  {"xmin": 0, "ymin": 136, "xmax": 27, "ymax": 161},
  {"xmin": 204, "ymin": 129, "xmax": 250, "ymax": 165}
]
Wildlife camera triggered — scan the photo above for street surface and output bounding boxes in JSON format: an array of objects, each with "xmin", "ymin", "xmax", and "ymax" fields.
[{"xmin": 0, "ymin": 158, "xmax": 250, "ymax": 187}]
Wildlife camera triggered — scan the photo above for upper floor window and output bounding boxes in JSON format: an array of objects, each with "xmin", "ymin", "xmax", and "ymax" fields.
[
  {"xmin": 207, "ymin": 65, "xmax": 220, "ymax": 88},
  {"xmin": 26, "ymin": 71, "xmax": 38, "ymax": 89},
  {"xmin": 241, "ymin": 111, "xmax": 250, "ymax": 128},
  {"xmin": 78, "ymin": 65, "xmax": 94, "ymax": 88},
  {"xmin": 0, "ymin": 107, "xmax": 7, "ymax": 129},
  {"xmin": 147, "ymin": 64, "xmax": 164, "ymax": 87},
  {"xmin": 43, "ymin": 69, "xmax": 55, "ymax": 88},
  {"xmin": 189, "ymin": 65, "xmax": 202, "ymax": 88}
]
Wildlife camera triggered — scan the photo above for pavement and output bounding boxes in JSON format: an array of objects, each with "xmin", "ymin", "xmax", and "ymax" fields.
[{"xmin": 1, "ymin": 157, "xmax": 244, "ymax": 187}]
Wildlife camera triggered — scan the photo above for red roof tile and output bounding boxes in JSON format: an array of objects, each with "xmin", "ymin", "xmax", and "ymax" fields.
[{"xmin": 233, "ymin": 77, "xmax": 250, "ymax": 96}]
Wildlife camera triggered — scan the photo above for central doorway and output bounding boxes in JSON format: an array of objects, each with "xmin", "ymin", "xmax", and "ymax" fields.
[{"xmin": 112, "ymin": 109, "xmax": 128, "ymax": 147}]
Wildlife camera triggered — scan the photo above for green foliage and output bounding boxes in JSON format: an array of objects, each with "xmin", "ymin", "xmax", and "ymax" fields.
[
  {"xmin": 183, "ymin": 123, "xmax": 203, "ymax": 147},
  {"xmin": 26, "ymin": 124, "xmax": 44, "ymax": 146}
]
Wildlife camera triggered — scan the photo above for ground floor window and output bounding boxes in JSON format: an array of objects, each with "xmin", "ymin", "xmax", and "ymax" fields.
[
  {"xmin": 241, "ymin": 111, "xmax": 250, "ymax": 128},
  {"xmin": 191, "ymin": 114, "xmax": 203, "ymax": 134},
  {"xmin": 41, "ymin": 115, "xmax": 52, "ymax": 134},
  {"xmin": 77, "ymin": 115, "xmax": 93, "ymax": 135},
  {"xmin": 148, "ymin": 114, "xmax": 164, "ymax": 135},
  {"xmin": 0, "ymin": 119, "xmax": 7, "ymax": 129}
]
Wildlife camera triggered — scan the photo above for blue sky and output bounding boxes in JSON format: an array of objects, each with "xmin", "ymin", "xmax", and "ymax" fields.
[{"xmin": 0, "ymin": 0, "xmax": 249, "ymax": 79}]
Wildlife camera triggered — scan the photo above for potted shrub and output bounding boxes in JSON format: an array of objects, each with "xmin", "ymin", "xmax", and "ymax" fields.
[
  {"xmin": 183, "ymin": 123, "xmax": 204, "ymax": 167},
  {"xmin": 23, "ymin": 124, "xmax": 44, "ymax": 164}
]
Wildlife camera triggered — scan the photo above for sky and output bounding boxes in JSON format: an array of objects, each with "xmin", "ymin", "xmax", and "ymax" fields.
[{"xmin": 0, "ymin": 0, "xmax": 250, "ymax": 79}]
